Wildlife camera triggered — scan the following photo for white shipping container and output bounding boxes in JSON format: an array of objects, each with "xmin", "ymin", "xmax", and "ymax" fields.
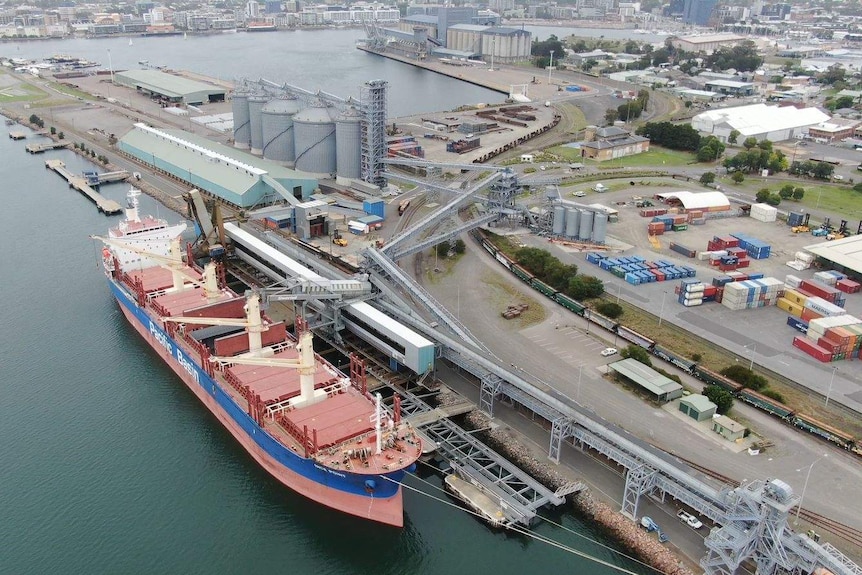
[
  {"xmin": 785, "ymin": 275, "xmax": 802, "ymax": 288},
  {"xmin": 814, "ymin": 271, "xmax": 838, "ymax": 286},
  {"xmin": 750, "ymin": 203, "xmax": 778, "ymax": 222}
]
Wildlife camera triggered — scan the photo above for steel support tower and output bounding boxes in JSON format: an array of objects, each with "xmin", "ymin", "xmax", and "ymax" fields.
[{"xmin": 360, "ymin": 80, "xmax": 387, "ymax": 188}]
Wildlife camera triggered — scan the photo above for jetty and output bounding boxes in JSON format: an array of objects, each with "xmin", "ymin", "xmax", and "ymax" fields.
[
  {"xmin": 26, "ymin": 141, "xmax": 69, "ymax": 153},
  {"xmin": 44, "ymin": 159, "xmax": 123, "ymax": 215},
  {"xmin": 9, "ymin": 131, "xmax": 27, "ymax": 140},
  {"xmin": 445, "ymin": 467, "xmax": 507, "ymax": 528}
]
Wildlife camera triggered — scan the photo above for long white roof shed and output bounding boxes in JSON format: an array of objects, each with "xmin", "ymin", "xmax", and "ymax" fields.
[
  {"xmin": 692, "ymin": 103, "xmax": 829, "ymax": 137},
  {"xmin": 805, "ymin": 235, "xmax": 862, "ymax": 275},
  {"xmin": 656, "ymin": 191, "xmax": 730, "ymax": 210}
]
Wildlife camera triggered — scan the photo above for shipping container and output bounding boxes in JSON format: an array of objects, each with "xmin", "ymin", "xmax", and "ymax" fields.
[
  {"xmin": 787, "ymin": 316, "xmax": 809, "ymax": 333},
  {"xmin": 793, "ymin": 336, "xmax": 832, "ymax": 362},
  {"xmin": 669, "ymin": 242, "xmax": 696, "ymax": 258},
  {"xmin": 836, "ymin": 278, "xmax": 861, "ymax": 294}
]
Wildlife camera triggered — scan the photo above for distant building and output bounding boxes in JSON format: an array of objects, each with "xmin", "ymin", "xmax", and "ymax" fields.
[
  {"xmin": 446, "ymin": 24, "xmax": 531, "ymax": 63},
  {"xmin": 671, "ymin": 33, "xmax": 745, "ymax": 54},
  {"xmin": 682, "ymin": 0, "xmax": 716, "ymax": 25},
  {"xmin": 246, "ymin": 0, "xmax": 260, "ymax": 18},
  {"xmin": 808, "ymin": 117, "xmax": 860, "ymax": 143},
  {"xmin": 581, "ymin": 125, "xmax": 650, "ymax": 161},
  {"xmin": 691, "ymin": 103, "xmax": 830, "ymax": 143},
  {"xmin": 703, "ymin": 79, "xmax": 756, "ymax": 97}
]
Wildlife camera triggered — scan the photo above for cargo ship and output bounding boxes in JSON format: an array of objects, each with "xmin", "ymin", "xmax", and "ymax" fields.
[{"xmin": 95, "ymin": 189, "xmax": 422, "ymax": 526}]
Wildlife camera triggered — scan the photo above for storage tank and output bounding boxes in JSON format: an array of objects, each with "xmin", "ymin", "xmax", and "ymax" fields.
[
  {"xmin": 294, "ymin": 99, "xmax": 337, "ymax": 175},
  {"xmin": 335, "ymin": 106, "xmax": 363, "ymax": 179},
  {"xmin": 261, "ymin": 96, "xmax": 300, "ymax": 165},
  {"xmin": 592, "ymin": 212, "xmax": 608, "ymax": 244},
  {"xmin": 565, "ymin": 208, "xmax": 580, "ymax": 238},
  {"xmin": 248, "ymin": 94, "xmax": 268, "ymax": 155},
  {"xmin": 578, "ymin": 210, "xmax": 594, "ymax": 241},
  {"xmin": 232, "ymin": 91, "xmax": 250, "ymax": 150},
  {"xmin": 552, "ymin": 206, "xmax": 566, "ymax": 235}
]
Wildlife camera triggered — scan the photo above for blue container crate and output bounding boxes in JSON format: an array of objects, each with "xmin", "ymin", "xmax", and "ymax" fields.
[
  {"xmin": 630, "ymin": 255, "xmax": 646, "ymax": 263},
  {"xmin": 748, "ymin": 272, "xmax": 764, "ymax": 280},
  {"xmin": 625, "ymin": 272, "xmax": 641, "ymax": 285},
  {"xmin": 362, "ymin": 198, "xmax": 386, "ymax": 219}
]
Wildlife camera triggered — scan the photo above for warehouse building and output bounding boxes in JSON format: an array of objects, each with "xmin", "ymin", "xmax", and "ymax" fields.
[
  {"xmin": 678, "ymin": 394, "xmax": 717, "ymax": 421},
  {"xmin": 671, "ymin": 33, "xmax": 745, "ymax": 54},
  {"xmin": 118, "ymin": 123, "xmax": 318, "ymax": 208},
  {"xmin": 113, "ymin": 69, "xmax": 226, "ymax": 105},
  {"xmin": 703, "ymin": 79, "xmax": 756, "ymax": 97},
  {"xmin": 608, "ymin": 359, "xmax": 684, "ymax": 403},
  {"xmin": 691, "ymin": 103, "xmax": 830, "ymax": 143},
  {"xmin": 580, "ymin": 125, "xmax": 649, "ymax": 161},
  {"xmin": 805, "ymin": 236, "xmax": 862, "ymax": 280}
]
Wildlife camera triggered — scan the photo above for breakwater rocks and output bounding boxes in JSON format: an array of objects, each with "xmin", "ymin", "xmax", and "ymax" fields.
[{"xmin": 461, "ymin": 410, "xmax": 693, "ymax": 575}]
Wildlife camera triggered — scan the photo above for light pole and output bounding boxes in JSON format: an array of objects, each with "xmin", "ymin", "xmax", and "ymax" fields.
[
  {"xmin": 825, "ymin": 366, "xmax": 838, "ymax": 407},
  {"xmin": 816, "ymin": 189, "xmax": 824, "ymax": 211},
  {"xmin": 794, "ymin": 454, "xmax": 827, "ymax": 525},
  {"xmin": 616, "ymin": 283, "xmax": 622, "ymax": 304},
  {"xmin": 658, "ymin": 291, "xmax": 667, "ymax": 326},
  {"xmin": 744, "ymin": 342, "xmax": 757, "ymax": 371},
  {"xmin": 548, "ymin": 50, "xmax": 554, "ymax": 86}
]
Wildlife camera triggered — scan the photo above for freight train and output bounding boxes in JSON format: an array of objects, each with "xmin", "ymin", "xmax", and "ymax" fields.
[{"xmin": 473, "ymin": 229, "xmax": 862, "ymax": 457}]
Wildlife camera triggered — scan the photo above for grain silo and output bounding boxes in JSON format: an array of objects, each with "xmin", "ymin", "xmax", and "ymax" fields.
[
  {"xmin": 552, "ymin": 205, "xmax": 566, "ymax": 235},
  {"xmin": 335, "ymin": 106, "xmax": 363, "ymax": 179},
  {"xmin": 232, "ymin": 91, "xmax": 250, "ymax": 150},
  {"xmin": 565, "ymin": 208, "xmax": 580, "ymax": 238},
  {"xmin": 592, "ymin": 212, "xmax": 608, "ymax": 244},
  {"xmin": 293, "ymin": 99, "xmax": 337, "ymax": 175},
  {"xmin": 248, "ymin": 94, "xmax": 268, "ymax": 156},
  {"xmin": 577, "ymin": 210, "xmax": 593, "ymax": 241},
  {"xmin": 261, "ymin": 96, "xmax": 300, "ymax": 165}
]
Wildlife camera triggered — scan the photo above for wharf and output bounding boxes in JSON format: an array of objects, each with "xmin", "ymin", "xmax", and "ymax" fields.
[
  {"xmin": 445, "ymin": 468, "xmax": 507, "ymax": 527},
  {"xmin": 26, "ymin": 141, "xmax": 69, "ymax": 153},
  {"xmin": 9, "ymin": 131, "xmax": 26, "ymax": 140},
  {"xmin": 44, "ymin": 159, "xmax": 123, "ymax": 215}
]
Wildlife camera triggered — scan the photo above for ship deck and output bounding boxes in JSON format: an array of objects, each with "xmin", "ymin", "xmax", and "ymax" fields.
[{"xmin": 127, "ymin": 266, "xmax": 203, "ymax": 294}]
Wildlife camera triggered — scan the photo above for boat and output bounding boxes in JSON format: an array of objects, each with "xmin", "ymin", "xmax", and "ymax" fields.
[{"xmin": 94, "ymin": 189, "xmax": 422, "ymax": 526}]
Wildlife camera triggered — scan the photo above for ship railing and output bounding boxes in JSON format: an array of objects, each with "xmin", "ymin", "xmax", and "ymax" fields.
[{"xmin": 274, "ymin": 414, "xmax": 313, "ymax": 453}]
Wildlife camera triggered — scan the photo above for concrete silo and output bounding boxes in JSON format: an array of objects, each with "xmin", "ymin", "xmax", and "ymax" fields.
[
  {"xmin": 335, "ymin": 106, "xmax": 363, "ymax": 180},
  {"xmin": 232, "ymin": 91, "xmax": 251, "ymax": 150},
  {"xmin": 552, "ymin": 206, "xmax": 566, "ymax": 235},
  {"xmin": 261, "ymin": 96, "xmax": 300, "ymax": 165},
  {"xmin": 592, "ymin": 212, "xmax": 608, "ymax": 244},
  {"xmin": 565, "ymin": 208, "xmax": 580, "ymax": 238},
  {"xmin": 293, "ymin": 99, "xmax": 337, "ymax": 175},
  {"xmin": 577, "ymin": 210, "xmax": 594, "ymax": 241},
  {"xmin": 247, "ymin": 94, "xmax": 268, "ymax": 156}
]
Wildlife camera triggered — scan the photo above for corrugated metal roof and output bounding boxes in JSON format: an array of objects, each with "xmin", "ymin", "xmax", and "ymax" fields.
[
  {"xmin": 713, "ymin": 414, "xmax": 745, "ymax": 432},
  {"xmin": 448, "ymin": 23, "xmax": 489, "ymax": 32},
  {"xmin": 693, "ymin": 103, "xmax": 830, "ymax": 136},
  {"xmin": 114, "ymin": 69, "xmax": 226, "ymax": 99},
  {"xmin": 805, "ymin": 235, "xmax": 862, "ymax": 275},
  {"xmin": 608, "ymin": 358, "xmax": 683, "ymax": 397},
  {"xmin": 680, "ymin": 394, "xmax": 717, "ymax": 413}
]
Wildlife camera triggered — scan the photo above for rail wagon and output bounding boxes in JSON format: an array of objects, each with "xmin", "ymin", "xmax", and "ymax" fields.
[
  {"xmin": 792, "ymin": 413, "xmax": 856, "ymax": 449},
  {"xmin": 738, "ymin": 389, "xmax": 794, "ymax": 420},
  {"xmin": 553, "ymin": 292, "xmax": 586, "ymax": 315},
  {"xmin": 531, "ymin": 278, "xmax": 558, "ymax": 297},
  {"xmin": 693, "ymin": 365, "xmax": 743, "ymax": 393},
  {"xmin": 511, "ymin": 264, "xmax": 534, "ymax": 283},
  {"xmin": 616, "ymin": 325, "xmax": 655, "ymax": 351}
]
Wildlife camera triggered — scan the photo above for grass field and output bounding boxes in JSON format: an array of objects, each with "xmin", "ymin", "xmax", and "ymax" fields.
[
  {"xmin": 547, "ymin": 145, "xmax": 697, "ymax": 168},
  {"xmin": 719, "ymin": 176, "xmax": 862, "ymax": 219},
  {"xmin": 0, "ymin": 81, "xmax": 47, "ymax": 103}
]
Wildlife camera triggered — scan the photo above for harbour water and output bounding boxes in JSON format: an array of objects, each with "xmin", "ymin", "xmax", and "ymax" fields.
[{"xmin": 1, "ymin": 31, "xmax": 655, "ymax": 574}]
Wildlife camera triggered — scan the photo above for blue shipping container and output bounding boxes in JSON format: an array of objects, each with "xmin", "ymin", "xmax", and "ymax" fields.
[{"xmin": 362, "ymin": 199, "xmax": 386, "ymax": 219}]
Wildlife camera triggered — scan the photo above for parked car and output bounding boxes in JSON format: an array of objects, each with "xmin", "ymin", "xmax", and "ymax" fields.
[
  {"xmin": 601, "ymin": 347, "xmax": 618, "ymax": 357},
  {"xmin": 677, "ymin": 510, "xmax": 703, "ymax": 529},
  {"xmin": 574, "ymin": 191, "xmax": 586, "ymax": 197},
  {"xmin": 593, "ymin": 183, "xmax": 608, "ymax": 193},
  {"xmin": 833, "ymin": 174, "xmax": 844, "ymax": 181}
]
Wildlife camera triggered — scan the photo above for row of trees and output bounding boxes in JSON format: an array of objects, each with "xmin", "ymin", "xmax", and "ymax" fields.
[
  {"xmin": 788, "ymin": 160, "xmax": 835, "ymax": 180},
  {"xmin": 635, "ymin": 122, "xmax": 701, "ymax": 151},
  {"xmin": 514, "ymin": 247, "xmax": 605, "ymax": 301},
  {"xmin": 722, "ymin": 147, "xmax": 788, "ymax": 174}
]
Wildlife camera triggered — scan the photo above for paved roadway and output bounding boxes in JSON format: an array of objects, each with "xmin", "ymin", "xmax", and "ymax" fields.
[{"xmin": 416, "ymin": 239, "xmax": 862, "ymax": 540}]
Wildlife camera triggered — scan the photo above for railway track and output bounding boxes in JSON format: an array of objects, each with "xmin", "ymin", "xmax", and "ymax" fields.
[{"xmin": 671, "ymin": 453, "xmax": 862, "ymax": 548}]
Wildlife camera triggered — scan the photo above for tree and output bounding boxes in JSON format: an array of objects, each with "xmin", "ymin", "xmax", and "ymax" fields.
[
  {"xmin": 792, "ymin": 187, "xmax": 805, "ymax": 200},
  {"xmin": 636, "ymin": 122, "xmax": 701, "ymax": 151},
  {"xmin": 567, "ymin": 275, "xmax": 604, "ymax": 300},
  {"xmin": 50, "ymin": 126, "xmax": 57, "ymax": 135},
  {"xmin": 757, "ymin": 139, "xmax": 773, "ymax": 152},
  {"xmin": 779, "ymin": 184, "xmax": 795, "ymax": 199},
  {"xmin": 435, "ymin": 240, "xmax": 451, "ymax": 258},
  {"xmin": 700, "ymin": 172, "xmax": 716, "ymax": 185},
  {"xmin": 617, "ymin": 101, "xmax": 643, "ymax": 122},
  {"xmin": 742, "ymin": 137, "xmax": 758, "ymax": 150},
  {"xmin": 697, "ymin": 136, "xmax": 725, "ymax": 162},
  {"xmin": 452, "ymin": 239, "xmax": 466, "ymax": 254},
  {"xmin": 621, "ymin": 345, "xmax": 652, "ymax": 366},
  {"xmin": 703, "ymin": 385, "xmax": 734, "ymax": 414},
  {"xmin": 624, "ymin": 40, "xmax": 641, "ymax": 54},
  {"xmin": 720, "ymin": 364, "xmax": 768, "ymax": 391},
  {"xmin": 604, "ymin": 108, "xmax": 619, "ymax": 126},
  {"xmin": 596, "ymin": 301, "xmax": 623, "ymax": 319},
  {"xmin": 731, "ymin": 171, "xmax": 745, "ymax": 183},
  {"xmin": 57, "ymin": 132, "xmax": 64, "ymax": 140},
  {"xmin": 756, "ymin": 188, "xmax": 771, "ymax": 202},
  {"xmin": 728, "ymin": 130, "xmax": 740, "ymax": 145},
  {"xmin": 765, "ymin": 194, "xmax": 781, "ymax": 206}
]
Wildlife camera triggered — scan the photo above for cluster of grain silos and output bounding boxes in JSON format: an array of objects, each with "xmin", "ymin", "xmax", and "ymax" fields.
[
  {"xmin": 233, "ymin": 90, "xmax": 370, "ymax": 179},
  {"xmin": 551, "ymin": 203, "xmax": 608, "ymax": 244}
]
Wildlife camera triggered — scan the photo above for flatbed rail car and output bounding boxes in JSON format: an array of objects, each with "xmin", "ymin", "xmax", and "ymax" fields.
[{"xmin": 471, "ymin": 228, "xmax": 862, "ymax": 456}]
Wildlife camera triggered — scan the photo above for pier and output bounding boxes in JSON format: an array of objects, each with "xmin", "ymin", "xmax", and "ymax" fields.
[
  {"xmin": 44, "ymin": 159, "xmax": 123, "ymax": 215},
  {"xmin": 9, "ymin": 131, "xmax": 27, "ymax": 140},
  {"xmin": 26, "ymin": 141, "xmax": 70, "ymax": 153}
]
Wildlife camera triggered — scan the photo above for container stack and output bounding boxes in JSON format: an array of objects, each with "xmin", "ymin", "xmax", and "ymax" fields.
[
  {"xmin": 802, "ymin": 296, "xmax": 846, "ymax": 322},
  {"xmin": 793, "ymin": 315, "xmax": 862, "ymax": 362},
  {"xmin": 707, "ymin": 235, "xmax": 739, "ymax": 251},
  {"xmin": 387, "ymin": 135, "xmax": 425, "ymax": 158},
  {"xmin": 837, "ymin": 278, "xmax": 861, "ymax": 294},
  {"xmin": 640, "ymin": 208, "xmax": 667, "ymax": 218},
  {"xmin": 689, "ymin": 210, "xmax": 706, "ymax": 225},
  {"xmin": 648, "ymin": 221, "xmax": 665, "ymax": 236},
  {"xmin": 677, "ymin": 278, "xmax": 704, "ymax": 306},
  {"xmin": 669, "ymin": 242, "xmax": 696, "ymax": 258},
  {"xmin": 784, "ymin": 275, "xmax": 802, "ymax": 289},
  {"xmin": 813, "ymin": 270, "xmax": 842, "ymax": 286},
  {"xmin": 730, "ymin": 233, "xmax": 771, "ymax": 260},
  {"xmin": 799, "ymin": 278, "xmax": 846, "ymax": 308},
  {"xmin": 586, "ymin": 253, "xmax": 696, "ymax": 285},
  {"xmin": 750, "ymin": 203, "xmax": 778, "ymax": 223},
  {"xmin": 720, "ymin": 277, "xmax": 784, "ymax": 310}
]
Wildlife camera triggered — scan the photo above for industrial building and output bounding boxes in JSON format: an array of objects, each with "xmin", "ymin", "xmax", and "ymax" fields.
[
  {"xmin": 712, "ymin": 415, "xmax": 746, "ymax": 441},
  {"xmin": 703, "ymin": 80, "xmax": 756, "ymax": 97},
  {"xmin": 580, "ymin": 126, "xmax": 650, "ymax": 161},
  {"xmin": 445, "ymin": 24, "xmax": 531, "ymax": 63},
  {"xmin": 679, "ymin": 394, "xmax": 718, "ymax": 421},
  {"xmin": 691, "ymin": 103, "xmax": 830, "ymax": 143},
  {"xmin": 805, "ymin": 235, "xmax": 862, "ymax": 280},
  {"xmin": 113, "ymin": 69, "xmax": 227, "ymax": 105},
  {"xmin": 232, "ymin": 78, "xmax": 388, "ymax": 187},
  {"xmin": 807, "ymin": 117, "xmax": 860, "ymax": 143},
  {"xmin": 671, "ymin": 33, "xmax": 744, "ymax": 54},
  {"xmin": 118, "ymin": 123, "xmax": 318, "ymax": 208},
  {"xmin": 609, "ymin": 359, "xmax": 684, "ymax": 403}
]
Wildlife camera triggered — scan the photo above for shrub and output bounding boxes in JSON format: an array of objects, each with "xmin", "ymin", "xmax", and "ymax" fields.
[
  {"xmin": 596, "ymin": 301, "xmax": 623, "ymax": 319},
  {"xmin": 760, "ymin": 388, "xmax": 785, "ymax": 403},
  {"xmin": 731, "ymin": 171, "xmax": 745, "ymax": 183},
  {"xmin": 621, "ymin": 345, "xmax": 652, "ymax": 366}
]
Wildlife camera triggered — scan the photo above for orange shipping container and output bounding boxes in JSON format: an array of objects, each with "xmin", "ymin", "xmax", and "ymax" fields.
[{"xmin": 802, "ymin": 308, "xmax": 823, "ymax": 323}]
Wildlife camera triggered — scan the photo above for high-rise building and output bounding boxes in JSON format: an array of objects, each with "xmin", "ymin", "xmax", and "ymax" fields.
[
  {"xmin": 246, "ymin": 0, "xmax": 260, "ymax": 18},
  {"xmin": 683, "ymin": 0, "xmax": 716, "ymax": 25}
]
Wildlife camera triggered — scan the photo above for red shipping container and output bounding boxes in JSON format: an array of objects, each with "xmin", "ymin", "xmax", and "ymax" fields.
[
  {"xmin": 824, "ymin": 327, "xmax": 852, "ymax": 346},
  {"xmin": 737, "ymin": 259, "xmax": 751, "ymax": 268},
  {"xmin": 800, "ymin": 280, "xmax": 840, "ymax": 303},
  {"xmin": 715, "ymin": 287, "xmax": 724, "ymax": 303},
  {"xmin": 703, "ymin": 285, "xmax": 717, "ymax": 296},
  {"xmin": 793, "ymin": 336, "xmax": 833, "ymax": 362},
  {"xmin": 796, "ymin": 287, "xmax": 815, "ymax": 298},
  {"xmin": 651, "ymin": 270, "xmax": 665, "ymax": 281},
  {"xmin": 801, "ymin": 308, "xmax": 823, "ymax": 323},
  {"xmin": 836, "ymin": 279, "xmax": 861, "ymax": 294},
  {"xmin": 817, "ymin": 337, "xmax": 841, "ymax": 353}
]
